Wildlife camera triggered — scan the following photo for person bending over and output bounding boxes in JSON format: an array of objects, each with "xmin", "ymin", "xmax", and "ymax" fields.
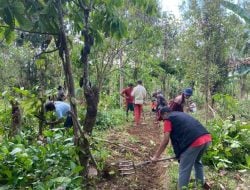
[
  {"xmin": 45, "ymin": 101, "xmax": 73, "ymax": 128},
  {"xmin": 151, "ymin": 106, "xmax": 211, "ymax": 189}
]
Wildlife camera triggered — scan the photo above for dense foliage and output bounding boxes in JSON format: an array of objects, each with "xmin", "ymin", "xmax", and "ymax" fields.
[
  {"xmin": 0, "ymin": 130, "xmax": 82, "ymax": 189},
  {"xmin": 205, "ymin": 119, "xmax": 250, "ymax": 170},
  {"xmin": 0, "ymin": 0, "xmax": 249, "ymax": 188}
]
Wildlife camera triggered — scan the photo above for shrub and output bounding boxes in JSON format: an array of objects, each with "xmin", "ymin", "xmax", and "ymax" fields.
[
  {"xmin": 95, "ymin": 109, "xmax": 126, "ymax": 130},
  {"xmin": 0, "ymin": 130, "xmax": 82, "ymax": 189},
  {"xmin": 204, "ymin": 119, "xmax": 250, "ymax": 170}
]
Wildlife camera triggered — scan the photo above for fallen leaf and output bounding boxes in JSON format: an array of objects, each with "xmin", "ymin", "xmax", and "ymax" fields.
[
  {"xmin": 234, "ymin": 173, "xmax": 244, "ymax": 182},
  {"xmin": 219, "ymin": 170, "xmax": 227, "ymax": 176},
  {"xmin": 149, "ymin": 140, "xmax": 156, "ymax": 146},
  {"xmin": 219, "ymin": 183, "xmax": 226, "ymax": 190}
]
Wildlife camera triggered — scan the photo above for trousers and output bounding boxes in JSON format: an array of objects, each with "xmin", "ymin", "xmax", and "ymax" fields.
[{"xmin": 178, "ymin": 142, "xmax": 211, "ymax": 189}]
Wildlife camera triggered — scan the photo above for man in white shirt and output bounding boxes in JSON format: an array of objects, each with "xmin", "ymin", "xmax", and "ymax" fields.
[{"xmin": 131, "ymin": 80, "xmax": 147, "ymax": 126}]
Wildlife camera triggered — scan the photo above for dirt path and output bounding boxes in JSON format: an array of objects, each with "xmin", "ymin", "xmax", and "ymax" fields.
[{"xmin": 97, "ymin": 110, "xmax": 169, "ymax": 189}]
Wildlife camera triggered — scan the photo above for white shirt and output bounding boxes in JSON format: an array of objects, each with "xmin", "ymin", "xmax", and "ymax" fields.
[{"xmin": 131, "ymin": 84, "xmax": 146, "ymax": 105}]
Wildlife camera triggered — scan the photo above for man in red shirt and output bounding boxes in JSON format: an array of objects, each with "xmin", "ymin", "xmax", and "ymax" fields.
[
  {"xmin": 151, "ymin": 106, "xmax": 211, "ymax": 189},
  {"xmin": 120, "ymin": 83, "xmax": 134, "ymax": 121}
]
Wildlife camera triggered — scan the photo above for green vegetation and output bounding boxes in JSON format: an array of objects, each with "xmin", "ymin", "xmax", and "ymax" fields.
[
  {"xmin": 205, "ymin": 119, "xmax": 250, "ymax": 170},
  {"xmin": 0, "ymin": 0, "xmax": 249, "ymax": 189}
]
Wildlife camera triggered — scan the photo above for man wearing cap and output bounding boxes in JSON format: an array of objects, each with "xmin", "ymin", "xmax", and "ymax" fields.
[
  {"xmin": 151, "ymin": 106, "xmax": 211, "ymax": 189},
  {"xmin": 169, "ymin": 88, "xmax": 193, "ymax": 112}
]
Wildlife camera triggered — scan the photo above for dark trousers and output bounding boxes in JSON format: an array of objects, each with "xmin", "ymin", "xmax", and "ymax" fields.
[{"xmin": 64, "ymin": 115, "xmax": 73, "ymax": 128}]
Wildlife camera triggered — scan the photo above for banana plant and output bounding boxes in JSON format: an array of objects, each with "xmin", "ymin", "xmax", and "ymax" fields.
[{"xmin": 221, "ymin": 0, "xmax": 250, "ymax": 24}]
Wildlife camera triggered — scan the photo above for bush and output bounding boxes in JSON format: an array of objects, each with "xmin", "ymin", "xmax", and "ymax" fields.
[
  {"xmin": 212, "ymin": 93, "xmax": 238, "ymax": 118},
  {"xmin": 95, "ymin": 109, "xmax": 126, "ymax": 130},
  {"xmin": 204, "ymin": 119, "xmax": 250, "ymax": 170},
  {"xmin": 237, "ymin": 99, "xmax": 250, "ymax": 121},
  {"xmin": 0, "ymin": 130, "xmax": 82, "ymax": 189}
]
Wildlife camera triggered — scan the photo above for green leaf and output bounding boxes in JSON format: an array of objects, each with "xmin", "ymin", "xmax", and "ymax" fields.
[
  {"xmin": 245, "ymin": 154, "xmax": 250, "ymax": 167},
  {"xmin": 1, "ymin": 146, "xmax": 9, "ymax": 154},
  {"xmin": 72, "ymin": 166, "xmax": 84, "ymax": 174},
  {"xmin": 2, "ymin": 169, "xmax": 12, "ymax": 178},
  {"xmin": 10, "ymin": 147, "xmax": 22, "ymax": 155},
  {"xmin": 110, "ymin": 0, "xmax": 123, "ymax": 7},
  {"xmin": 51, "ymin": 177, "xmax": 71, "ymax": 184},
  {"xmin": 3, "ymin": 7, "xmax": 14, "ymax": 26},
  {"xmin": 4, "ymin": 28, "xmax": 15, "ymax": 44},
  {"xmin": 64, "ymin": 137, "xmax": 73, "ymax": 143},
  {"xmin": 230, "ymin": 140, "xmax": 241, "ymax": 148},
  {"xmin": 12, "ymin": 1, "xmax": 25, "ymax": 14}
]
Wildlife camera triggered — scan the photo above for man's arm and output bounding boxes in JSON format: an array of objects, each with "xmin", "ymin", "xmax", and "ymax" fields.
[
  {"xmin": 120, "ymin": 89, "xmax": 126, "ymax": 97},
  {"xmin": 174, "ymin": 95, "xmax": 182, "ymax": 104},
  {"xmin": 151, "ymin": 132, "xmax": 170, "ymax": 161},
  {"xmin": 131, "ymin": 87, "xmax": 135, "ymax": 97}
]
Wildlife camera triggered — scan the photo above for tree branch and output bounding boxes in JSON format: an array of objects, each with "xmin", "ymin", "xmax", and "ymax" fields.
[
  {"xmin": 35, "ymin": 48, "xmax": 59, "ymax": 58},
  {"xmin": 0, "ymin": 25, "xmax": 58, "ymax": 36}
]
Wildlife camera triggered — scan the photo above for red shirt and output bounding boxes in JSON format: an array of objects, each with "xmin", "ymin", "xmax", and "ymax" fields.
[
  {"xmin": 121, "ymin": 87, "xmax": 134, "ymax": 103},
  {"xmin": 163, "ymin": 120, "xmax": 211, "ymax": 147}
]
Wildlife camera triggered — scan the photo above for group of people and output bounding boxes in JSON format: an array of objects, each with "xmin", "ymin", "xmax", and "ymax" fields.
[
  {"xmin": 121, "ymin": 81, "xmax": 196, "ymax": 126},
  {"xmin": 44, "ymin": 82, "xmax": 211, "ymax": 189},
  {"xmin": 120, "ymin": 80, "xmax": 147, "ymax": 127},
  {"xmin": 121, "ymin": 83, "xmax": 211, "ymax": 189}
]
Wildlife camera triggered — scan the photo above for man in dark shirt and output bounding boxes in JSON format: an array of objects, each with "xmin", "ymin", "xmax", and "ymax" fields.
[{"xmin": 151, "ymin": 106, "xmax": 211, "ymax": 189}]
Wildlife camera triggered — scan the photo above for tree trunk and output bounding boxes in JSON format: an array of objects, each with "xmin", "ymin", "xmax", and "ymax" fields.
[
  {"xmin": 58, "ymin": 0, "xmax": 96, "ymax": 183},
  {"xmin": 202, "ymin": 11, "xmax": 211, "ymax": 123},
  {"xmin": 162, "ymin": 76, "xmax": 166, "ymax": 96},
  {"xmin": 38, "ymin": 98, "xmax": 46, "ymax": 136},
  {"xmin": 57, "ymin": 0, "xmax": 78, "ymax": 138},
  {"xmin": 9, "ymin": 100, "xmax": 21, "ymax": 137},
  {"xmin": 78, "ymin": 2, "xmax": 100, "ymax": 181},
  {"xmin": 119, "ymin": 50, "xmax": 124, "ymax": 108},
  {"xmin": 240, "ymin": 74, "xmax": 247, "ymax": 99}
]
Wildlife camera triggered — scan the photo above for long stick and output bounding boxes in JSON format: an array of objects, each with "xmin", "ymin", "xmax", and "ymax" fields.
[{"xmin": 135, "ymin": 156, "xmax": 175, "ymax": 167}]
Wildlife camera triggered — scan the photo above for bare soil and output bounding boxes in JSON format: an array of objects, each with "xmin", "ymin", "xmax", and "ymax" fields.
[
  {"xmin": 95, "ymin": 109, "xmax": 250, "ymax": 190},
  {"xmin": 96, "ymin": 110, "xmax": 168, "ymax": 190}
]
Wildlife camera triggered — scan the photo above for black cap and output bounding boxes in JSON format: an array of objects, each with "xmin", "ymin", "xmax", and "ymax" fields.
[{"xmin": 137, "ymin": 80, "xmax": 142, "ymax": 84}]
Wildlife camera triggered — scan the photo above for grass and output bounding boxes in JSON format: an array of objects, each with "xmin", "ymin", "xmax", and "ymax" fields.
[{"xmin": 162, "ymin": 162, "xmax": 250, "ymax": 189}]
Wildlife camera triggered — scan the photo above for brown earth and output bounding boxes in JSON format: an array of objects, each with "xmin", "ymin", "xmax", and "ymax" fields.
[
  {"xmin": 95, "ymin": 110, "xmax": 250, "ymax": 190},
  {"xmin": 96, "ymin": 110, "xmax": 170, "ymax": 190}
]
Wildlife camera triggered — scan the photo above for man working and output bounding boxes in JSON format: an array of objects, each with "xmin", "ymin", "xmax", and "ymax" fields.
[
  {"xmin": 45, "ymin": 101, "xmax": 73, "ymax": 128},
  {"xmin": 169, "ymin": 87, "xmax": 193, "ymax": 112},
  {"xmin": 151, "ymin": 106, "xmax": 211, "ymax": 189},
  {"xmin": 120, "ymin": 83, "xmax": 134, "ymax": 121},
  {"xmin": 131, "ymin": 80, "xmax": 147, "ymax": 127}
]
